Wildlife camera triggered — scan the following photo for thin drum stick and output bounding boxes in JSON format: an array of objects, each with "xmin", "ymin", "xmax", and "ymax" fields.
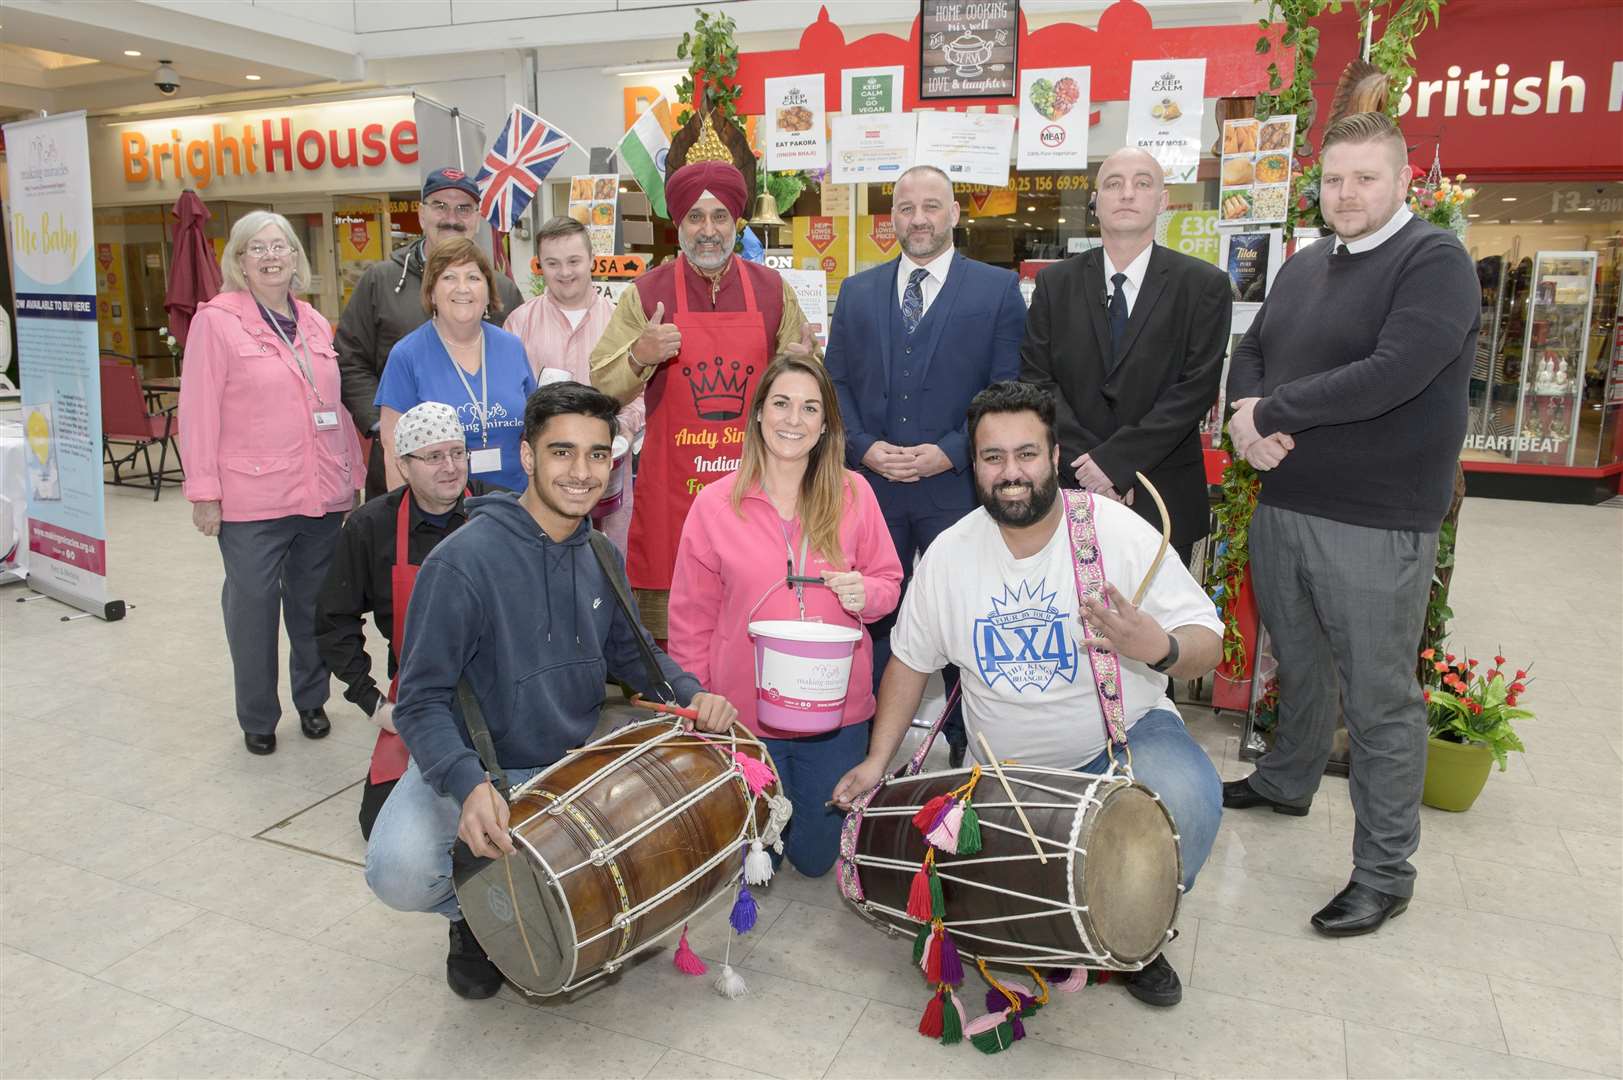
[
  {"xmin": 629, "ymin": 694, "xmax": 701, "ymax": 722},
  {"xmin": 974, "ymin": 731, "xmax": 1048, "ymax": 865},
  {"xmin": 488, "ymin": 773, "xmax": 542, "ymax": 979},
  {"xmin": 1131, "ymin": 471, "xmax": 1173, "ymax": 607}
]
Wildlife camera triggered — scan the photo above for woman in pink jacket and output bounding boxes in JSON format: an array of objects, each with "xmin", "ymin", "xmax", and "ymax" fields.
[
  {"xmin": 180, "ymin": 210, "xmax": 363, "ymax": 756},
  {"xmin": 670, "ymin": 355, "xmax": 902, "ymax": 876}
]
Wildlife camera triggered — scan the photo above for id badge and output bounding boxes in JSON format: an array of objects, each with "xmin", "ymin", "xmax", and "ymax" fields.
[
  {"xmin": 468, "ymin": 447, "xmax": 502, "ymax": 474},
  {"xmin": 313, "ymin": 410, "xmax": 340, "ymax": 430}
]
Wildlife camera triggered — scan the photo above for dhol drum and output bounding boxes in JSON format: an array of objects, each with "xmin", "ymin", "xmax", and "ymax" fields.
[
  {"xmin": 839, "ymin": 761, "xmax": 1181, "ymax": 971},
  {"xmin": 454, "ymin": 717, "xmax": 789, "ymax": 996}
]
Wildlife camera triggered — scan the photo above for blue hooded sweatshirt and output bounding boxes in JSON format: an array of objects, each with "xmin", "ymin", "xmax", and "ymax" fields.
[{"xmin": 393, "ymin": 491, "xmax": 702, "ymax": 804}]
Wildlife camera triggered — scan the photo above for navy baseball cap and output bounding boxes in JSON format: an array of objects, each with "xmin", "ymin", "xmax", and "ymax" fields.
[{"xmin": 422, "ymin": 167, "xmax": 480, "ymax": 200}]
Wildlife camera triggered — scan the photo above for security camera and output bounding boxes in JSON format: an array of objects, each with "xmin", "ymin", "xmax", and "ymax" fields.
[{"xmin": 153, "ymin": 61, "xmax": 180, "ymax": 96}]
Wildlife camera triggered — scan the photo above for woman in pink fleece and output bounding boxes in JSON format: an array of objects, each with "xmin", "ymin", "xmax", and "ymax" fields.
[{"xmin": 670, "ymin": 356, "xmax": 902, "ymax": 876}]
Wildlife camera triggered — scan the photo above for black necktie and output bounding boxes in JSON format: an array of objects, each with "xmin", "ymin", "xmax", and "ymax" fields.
[
  {"xmin": 1334, "ymin": 242, "xmax": 1349, "ymax": 256},
  {"xmin": 1106, "ymin": 271, "xmax": 1129, "ymax": 372}
]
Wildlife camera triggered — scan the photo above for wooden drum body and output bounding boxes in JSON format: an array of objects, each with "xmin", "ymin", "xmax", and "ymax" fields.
[
  {"xmin": 454, "ymin": 719, "xmax": 783, "ymax": 996},
  {"xmin": 840, "ymin": 765, "xmax": 1181, "ymax": 970}
]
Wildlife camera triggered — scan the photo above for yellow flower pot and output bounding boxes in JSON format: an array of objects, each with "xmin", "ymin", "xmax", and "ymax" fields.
[{"xmin": 1421, "ymin": 735, "xmax": 1494, "ymax": 812}]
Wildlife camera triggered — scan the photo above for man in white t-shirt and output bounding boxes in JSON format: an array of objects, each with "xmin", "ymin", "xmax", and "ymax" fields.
[{"xmin": 833, "ymin": 380, "xmax": 1224, "ymax": 1008}]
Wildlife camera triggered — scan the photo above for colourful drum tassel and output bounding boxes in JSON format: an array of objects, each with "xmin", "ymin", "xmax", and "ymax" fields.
[
  {"xmin": 744, "ymin": 839, "xmax": 774, "ymax": 885},
  {"xmin": 917, "ymin": 989, "xmax": 945, "ymax": 1038},
  {"xmin": 906, "ymin": 850, "xmax": 938, "ymax": 920},
  {"xmin": 730, "ymin": 884, "xmax": 758, "ymax": 934},
  {"xmin": 937, "ymin": 927, "xmax": 964, "ymax": 987},
  {"xmin": 714, "ymin": 963, "xmax": 748, "ymax": 999},
  {"xmin": 939, "ymin": 989, "xmax": 964, "ymax": 1045},
  {"xmin": 1050, "ymin": 967, "xmax": 1089, "ymax": 992},
  {"xmin": 923, "ymin": 927, "xmax": 943, "ymax": 984},
  {"xmin": 929, "ymin": 865, "xmax": 946, "ymax": 919},
  {"xmin": 733, "ymin": 752, "xmax": 776, "ymax": 797},
  {"xmin": 911, "ymin": 923, "xmax": 931, "ymax": 966},
  {"xmin": 965, "ymin": 1017, "xmax": 1014, "ymax": 1054},
  {"xmin": 912, "ymin": 793, "xmax": 951, "ymax": 832},
  {"xmin": 955, "ymin": 802, "xmax": 982, "ymax": 855},
  {"xmin": 925, "ymin": 799, "xmax": 963, "ymax": 852},
  {"xmin": 672, "ymin": 925, "xmax": 707, "ymax": 975}
]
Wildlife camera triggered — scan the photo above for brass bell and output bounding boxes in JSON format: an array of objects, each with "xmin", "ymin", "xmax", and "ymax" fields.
[{"xmin": 751, "ymin": 191, "xmax": 787, "ymax": 228}]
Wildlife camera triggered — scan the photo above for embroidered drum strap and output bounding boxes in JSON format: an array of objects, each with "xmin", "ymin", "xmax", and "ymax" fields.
[
  {"xmin": 1062, "ymin": 490, "xmax": 1129, "ymax": 750},
  {"xmin": 536, "ymin": 791, "xmax": 636, "ymax": 958}
]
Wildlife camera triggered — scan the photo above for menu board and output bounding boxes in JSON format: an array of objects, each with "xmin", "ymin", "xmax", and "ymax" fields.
[
  {"xmin": 1124, "ymin": 59, "xmax": 1206, "ymax": 184},
  {"xmin": 919, "ymin": 0, "xmax": 1019, "ymax": 100},
  {"xmin": 567, "ymin": 175, "xmax": 619, "ymax": 256},
  {"xmin": 1219, "ymin": 115, "xmax": 1296, "ymax": 226}
]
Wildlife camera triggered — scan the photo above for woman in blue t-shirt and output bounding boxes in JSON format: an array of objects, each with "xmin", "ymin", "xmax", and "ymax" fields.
[{"xmin": 376, "ymin": 237, "xmax": 535, "ymax": 494}]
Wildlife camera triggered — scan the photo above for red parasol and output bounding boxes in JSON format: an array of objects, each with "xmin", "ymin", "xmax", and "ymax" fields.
[{"xmin": 164, "ymin": 190, "xmax": 223, "ymax": 351}]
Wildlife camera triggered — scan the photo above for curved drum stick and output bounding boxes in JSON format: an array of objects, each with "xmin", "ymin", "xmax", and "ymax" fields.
[{"xmin": 1131, "ymin": 471, "xmax": 1173, "ymax": 607}]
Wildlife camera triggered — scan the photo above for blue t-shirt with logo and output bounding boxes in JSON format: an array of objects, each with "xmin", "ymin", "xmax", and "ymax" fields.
[{"xmin": 376, "ymin": 320, "xmax": 535, "ymax": 493}]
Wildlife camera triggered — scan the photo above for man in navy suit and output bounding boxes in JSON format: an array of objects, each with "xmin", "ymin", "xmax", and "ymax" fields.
[{"xmin": 826, "ymin": 164, "xmax": 1026, "ymax": 766}]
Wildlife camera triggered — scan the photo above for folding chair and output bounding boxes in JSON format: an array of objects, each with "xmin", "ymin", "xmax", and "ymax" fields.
[{"xmin": 100, "ymin": 357, "xmax": 183, "ymax": 500}]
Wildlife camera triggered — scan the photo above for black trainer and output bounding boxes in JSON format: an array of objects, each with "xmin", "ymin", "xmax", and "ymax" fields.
[
  {"xmin": 1122, "ymin": 953, "xmax": 1182, "ymax": 1007},
  {"xmin": 446, "ymin": 918, "xmax": 503, "ymax": 999}
]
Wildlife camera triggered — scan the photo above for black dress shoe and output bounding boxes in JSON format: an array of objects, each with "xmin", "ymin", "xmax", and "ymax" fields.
[
  {"xmin": 1121, "ymin": 953, "xmax": 1182, "ymax": 1007},
  {"xmin": 1222, "ymin": 776, "xmax": 1310, "ymax": 817},
  {"xmin": 947, "ymin": 743, "xmax": 966, "ymax": 769},
  {"xmin": 1311, "ymin": 881, "xmax": 1409, "ymax": 937},
  {"xmin": 447, "ymin": 918, "xmax": 504, "ymax": 999},
  {"xmin": 243, "ymin": 732, "xmax": 277, "ymax": 755},
  {"xmin": 298, "ymin": 707, "xmax": 331, "ymax": 739}
]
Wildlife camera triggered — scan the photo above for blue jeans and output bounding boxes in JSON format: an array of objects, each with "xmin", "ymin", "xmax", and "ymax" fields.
[
  {"xmin": 1078, "ymin": 709, "xmax": 1222, "ymax": 894},
  {"xmin": 364, "ymin": 759, "xmax": 543, "ymax": 920},
  {"xmin": 761, "ymin": 720, "xmax": 871, "ymax": 878}
]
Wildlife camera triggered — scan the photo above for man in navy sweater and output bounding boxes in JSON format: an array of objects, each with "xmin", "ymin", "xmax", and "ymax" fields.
[
  {"xmin": 365, "ymin": 381, "xmax": 738, "ymax": 1000},
  {"xmin": 1222, "ymin": 113, "xmax": 1479, "ymax": 937}
]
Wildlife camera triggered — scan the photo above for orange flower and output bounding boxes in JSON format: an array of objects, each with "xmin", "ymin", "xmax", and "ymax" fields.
[
  {"xmin": 1421, "ymin": 648, "xmax": 1436, "ymax": 660},
  {"xmin": 1433, "ymin": 661, "xmax": 1449, "ymax": 672}
]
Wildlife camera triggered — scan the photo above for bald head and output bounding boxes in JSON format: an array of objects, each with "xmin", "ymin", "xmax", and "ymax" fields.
[
  {"xmin": 894, "ymin": 164, "xmax": 959, "ymax": 261},
  {"xmin": 1094, "ymin": 148, "xmax": 1168, "ymax": 242}
]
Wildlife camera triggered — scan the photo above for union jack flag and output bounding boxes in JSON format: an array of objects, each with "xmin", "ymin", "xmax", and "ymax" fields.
[{"xmin": 474, "ymin": 106, "xmax": 572, "ymax": 231}]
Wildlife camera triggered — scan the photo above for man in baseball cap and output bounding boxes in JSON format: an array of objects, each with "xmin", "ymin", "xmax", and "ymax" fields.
[
  {"xmin": 335, "ymin": 167, "xmax": 525, "ymax": 498},
  {"xmin": 315, "ymin": 401, "xmax": 490, "ymax": 838}
]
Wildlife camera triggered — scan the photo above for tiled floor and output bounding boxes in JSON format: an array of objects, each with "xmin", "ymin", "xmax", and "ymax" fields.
[{"xmin": 1, "ymin": 489, "xmax": 1619, "ymax": 1079}]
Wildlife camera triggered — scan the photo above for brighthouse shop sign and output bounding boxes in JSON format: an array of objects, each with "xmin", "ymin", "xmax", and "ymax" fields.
[{"xmin": 92, "ymin": 96, "xmax": 420, "ymax": 203}]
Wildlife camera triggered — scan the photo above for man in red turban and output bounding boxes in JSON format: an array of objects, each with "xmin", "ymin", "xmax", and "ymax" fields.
[{"xmin": 591, "ymin": 160, "xmax": 819, "ymax": 641}]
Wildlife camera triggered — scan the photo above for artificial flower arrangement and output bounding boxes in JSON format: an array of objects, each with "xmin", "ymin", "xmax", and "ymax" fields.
[
  {"xmin": 1421, "ymin": 647, "xmax": 1531, "ymax": 769},
  {"xmin": 1408, "ymin": 170, "xmax": 1476, "ymax": 240}
]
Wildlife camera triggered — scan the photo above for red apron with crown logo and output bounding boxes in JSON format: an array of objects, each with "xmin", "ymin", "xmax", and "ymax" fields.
[{"xmin": 626, "ymin": 256, "xmax": 768, "ymax": 591}]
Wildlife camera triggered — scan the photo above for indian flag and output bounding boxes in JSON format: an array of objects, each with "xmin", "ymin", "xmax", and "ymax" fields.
[{"xmin": 619, "ymin": 96, "xmax": 672, "ymax": 219}]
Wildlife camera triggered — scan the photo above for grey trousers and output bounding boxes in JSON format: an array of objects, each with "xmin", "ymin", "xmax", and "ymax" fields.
[
  {"xmin": 1247, "ymin": 504, "xmax": 1439, "ymax": 898},
  {"xmin": 217, "ymin": 512, "xmax": 344, "ymax": 735}
]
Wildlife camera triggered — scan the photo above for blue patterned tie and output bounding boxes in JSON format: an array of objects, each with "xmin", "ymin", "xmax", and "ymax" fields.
[
  {"xmin": 1106, "ymin": 271, "xmax": 1130, "ymax": 372},
  {"xmin": 902, "ymin": 267, "xmax": 930, "ymax": 334}
]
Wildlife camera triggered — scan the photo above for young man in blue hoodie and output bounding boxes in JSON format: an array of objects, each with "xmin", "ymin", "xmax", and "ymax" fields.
[{"xmin": 365, "ymin": 380, "xmax": 738, "ymax": 1000}]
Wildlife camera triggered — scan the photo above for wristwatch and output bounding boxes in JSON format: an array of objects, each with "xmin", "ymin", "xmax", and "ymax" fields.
[{"xmin": 1148, "ymin": 632, "xmax": 1179, "ymax": 674}]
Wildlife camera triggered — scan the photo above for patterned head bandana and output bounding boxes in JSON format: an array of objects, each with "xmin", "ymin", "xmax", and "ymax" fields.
[{"xmin": 394, "ymin": 401, "xmax": 465, "ymax": 458}]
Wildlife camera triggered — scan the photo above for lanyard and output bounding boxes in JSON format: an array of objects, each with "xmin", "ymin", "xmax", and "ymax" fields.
[
  {"xmin": 435, "ymin": 323, "xmax": 489, "ymax": 447},
  {"xmin": 781, "ymin": 516, "xmax": 812, "ymax": 621},
  {"xmin": 261, "ymin": 302, "xmax": 328, "ymax": 409}
]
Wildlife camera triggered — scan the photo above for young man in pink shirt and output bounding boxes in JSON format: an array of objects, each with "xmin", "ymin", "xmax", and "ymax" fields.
[{"xmin": 504, "ymin": 217, "xmax": 644, "ymax": 550}]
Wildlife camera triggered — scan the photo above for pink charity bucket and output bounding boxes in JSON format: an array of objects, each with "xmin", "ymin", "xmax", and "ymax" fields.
[{"xmin": 748, "ymin": 620, "xmax": 862, "ymax": 734}]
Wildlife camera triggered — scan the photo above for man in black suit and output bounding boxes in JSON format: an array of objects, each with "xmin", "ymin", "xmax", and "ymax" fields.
[{"xmin": 1021, "ymin": 148, "xmax": 1232, "ymax": 564}]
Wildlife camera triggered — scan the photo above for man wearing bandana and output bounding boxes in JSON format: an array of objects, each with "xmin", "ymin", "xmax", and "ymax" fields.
[{"xmin": 592, "ymin": 160, "xmax": 819, "ymax": 640}]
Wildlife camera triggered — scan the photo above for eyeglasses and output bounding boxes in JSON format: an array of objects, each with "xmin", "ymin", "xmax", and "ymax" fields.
[
  {"xmin": 425, "ymin": 200, "xmax": 479, "ymax": 217},
  {"xmin": 244, "ymin": 241, "xmax": 291, "ymax": 259},
  {"xmin": 408, "ymin": 447, "xmax": 468, "ymax": 467}
]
